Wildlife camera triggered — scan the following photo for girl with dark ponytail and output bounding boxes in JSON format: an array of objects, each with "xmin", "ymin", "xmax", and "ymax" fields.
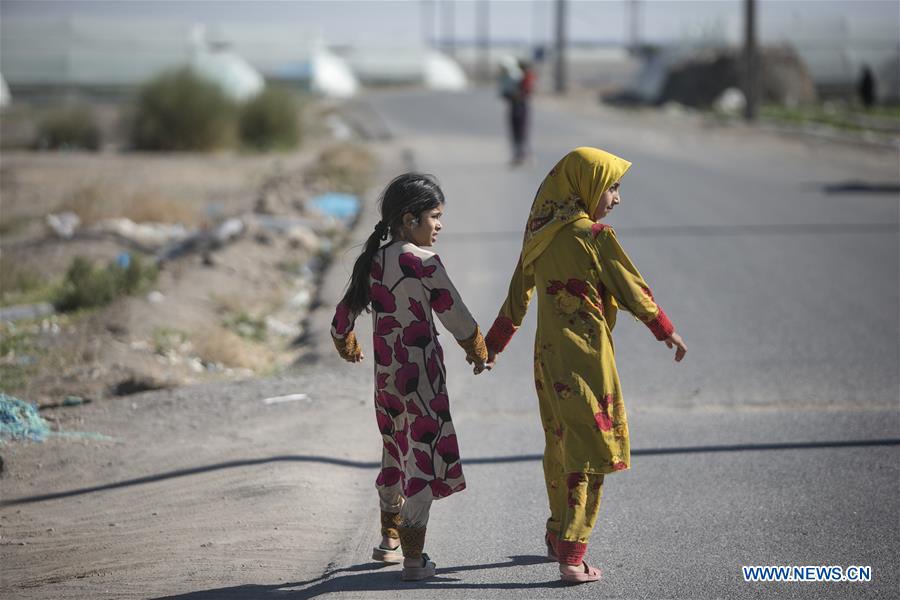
[{"xmin": 330, "ymin": 173, "xmax": 488, "ymax": 581}]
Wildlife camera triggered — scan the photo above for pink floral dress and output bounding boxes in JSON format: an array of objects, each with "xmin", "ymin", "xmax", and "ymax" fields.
[{"xmin": 331, "ymin": 241, "xmax": 485, "ymax": 502}]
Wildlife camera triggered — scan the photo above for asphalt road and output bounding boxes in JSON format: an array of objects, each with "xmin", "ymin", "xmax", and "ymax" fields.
[{"xmin": 295, "ymin": 89, "xmax": 900, "ymax": 599}]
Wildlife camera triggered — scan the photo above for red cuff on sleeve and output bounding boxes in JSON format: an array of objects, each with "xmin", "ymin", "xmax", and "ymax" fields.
[
  {"xmin": 645, "ymin": 308, "xmax": 675, "ymax": 341},
  {"xmin": 485, "ymin": 315, "xmax": 517, "ymax": 354}
]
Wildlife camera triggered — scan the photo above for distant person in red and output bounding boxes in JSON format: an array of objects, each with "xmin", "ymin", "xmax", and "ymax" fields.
[
  {"xmin": 515, "ymin": 59, "xmax": 536, "ymax": 164},
  {"xmin": 498, "ymin": 56, "xmax": 536, "ymax": 166}
]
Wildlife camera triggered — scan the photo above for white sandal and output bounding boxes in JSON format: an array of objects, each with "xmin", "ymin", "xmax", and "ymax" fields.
[
  {"xmin": 401, "ymin": 553, "xmax": 436, "ymax": 581},
  {"xmin": 372, "ymin": 543, "xmax": 403, "ymax": 563}
]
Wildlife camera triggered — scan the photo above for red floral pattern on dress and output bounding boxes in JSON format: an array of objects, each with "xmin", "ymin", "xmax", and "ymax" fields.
[
  {"xmin": 376, "ymin": 410, "xmax": 393, "ymax": 435},
  {"xmin": 405, "ymin": 477, "xmax": 428, "ymax": 497},
  {"xmin": 410, "ymin": 416, "xmax": 440, "ymax": 444},
  {"xmin": 594, "ymin": 393, "xmax": 613, "ymax": 432},
  {"xmin": 406, "ymin": 399, "xmax": 423, "ymax": 416},
  {"xmin": 375, "ymin": 315, "xmax": 401, "ymax": 335},
  {"xmin": 376, "ymin": 390, "xmax": 404, "ymax": 417},
  {"xmin": 376, "ymin": 372, "xmax": 389, "ymax": 391},
  {"xmin": 377, "ymin": 467, "xmax": 402, "ymax": 487},
  {"xmin": 332, "ymin": 302, "xmax": 352, "ymax": 336},
  {"xmin": 430, "ymin": 393, "xmax": 450, "ymax": 420},
  {"xmin": 429, "ymin": 287, "xmax": 454, "ymax": 313},
  {"xmin": 553, "ymin": 382, "xmax": 572, "ymax": 399},
  {"xmin": 371, "ymin": 259, "xmax": 383, "ymax": 282},
  {"xmin": 373, "ymin": 335, "xmax": 392, "ymax": 366},
  {"xmin": 430, "ymin": 479, "xmax": 454, "ymax": 498},
  {"xmin": 393, "ymin": 421, "xmax": 409, "ymax": 455},
  {"xmin": 399, "ymin": 252, "xmax": 437, "ymax": 279},
  {"xmin": 435, "ymin": 434, "xmax": 460, "ymax": 463},
  {"xmin": 384, "ymin": 439, "xmax": 401, "ymax": 463},
  {"xmin": 395, "ymin": 362, "xmax": 419, "ymax": 395},
  {"xmin": 590, "ymin": 222, "xmax": 612, "ymax": 238},
  {"xmin": 413, "ymin": 449, "xmax": 434, "ymax": 476},
  {"xmin": 370, "ymin": 283, "xmax": 396, "ymax": 313},
  {"xmin": 401, "ymin": 320, "xmax": 431, "ymax": 348}
]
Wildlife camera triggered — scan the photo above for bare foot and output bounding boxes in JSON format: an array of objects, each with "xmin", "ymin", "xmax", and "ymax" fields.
[{"xmin": 380, "ymin": 536, "xmax": 399, "ymax": 550}]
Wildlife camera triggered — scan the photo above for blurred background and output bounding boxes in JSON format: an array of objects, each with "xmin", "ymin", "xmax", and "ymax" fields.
[{"xmin": 2, "ymin": 3, "xmax": 899, "ymax": 598}]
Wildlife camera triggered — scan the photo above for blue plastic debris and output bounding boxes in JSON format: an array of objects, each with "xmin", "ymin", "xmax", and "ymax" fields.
[
  {"xmin": 116, "ymin": 252, "xmax": 131, "ymax": 269},
  {"xmin": 0, "ymin": 393, "xmax": 50, "ymax": 443},
  {"xmin": 311, "ymin": 193, "xmax": 360, "ymax": 221}
]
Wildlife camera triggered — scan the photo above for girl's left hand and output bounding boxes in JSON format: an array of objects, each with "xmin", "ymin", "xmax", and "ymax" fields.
[{"xmin": 664, "ymin": 332, "xmax": 687, "ymax": 362}]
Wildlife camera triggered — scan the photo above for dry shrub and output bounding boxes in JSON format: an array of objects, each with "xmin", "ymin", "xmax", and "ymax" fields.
[
  {"xmin": 305, "ymin": 143, "xmax": 376, "ymax": 197},
  {"xmin": 57, "ymin": 183, "xmax": 201, "ymax": 226},
  {"xmin": 239, "ymin": 86, "xmax": 301, "ymax": 151},
  {"xmin": 192, "ymin": 326, "xmax": 274, "ymax": 372},
  {"xmin": 131, "ymin": 68, "xmax": 237, "ymax": 151},
  {"xmin": 34, "ymin": 105, "xmax": 101, "ymax": 151}
]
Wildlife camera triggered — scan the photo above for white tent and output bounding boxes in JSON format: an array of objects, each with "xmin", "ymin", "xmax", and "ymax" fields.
[
  {"xmin": 309, "ymin": 47, "xmax": 359, "ymax": 98},
  {"xmin": 189, "ymin": 25, "xmax": 264, "ymax": 102},
  {"xmin": 423, "ymin": 51, "xmax": 468, "ymax": 91}
]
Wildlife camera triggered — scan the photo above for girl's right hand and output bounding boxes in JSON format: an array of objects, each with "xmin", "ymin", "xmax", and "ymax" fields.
[
  {"xmin": 664, "ymin": 333, "xmax": 687, "ymax": 362},
  {"xmin": 474, "ymin": 349, "xmax": 497, "ymax": 374}
]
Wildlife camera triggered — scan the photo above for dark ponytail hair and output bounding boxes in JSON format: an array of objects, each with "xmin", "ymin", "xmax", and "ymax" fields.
[{"xmin": 340, "ymin": 172, "xmax": 445, "ymax": 315}]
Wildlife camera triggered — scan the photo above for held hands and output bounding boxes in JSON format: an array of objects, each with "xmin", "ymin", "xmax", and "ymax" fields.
[
  {"xmin": 473, "ymin": 349, "xmax": 497, "ymax": 375},
  {"xmin": 664, "ymin": 332, "xmax": 687, "ymax": 362}
]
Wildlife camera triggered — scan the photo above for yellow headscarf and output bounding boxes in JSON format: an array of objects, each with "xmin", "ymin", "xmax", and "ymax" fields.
[{"xmin": 521, "ymin": 147, "xmax": 631, "ymax": 275}]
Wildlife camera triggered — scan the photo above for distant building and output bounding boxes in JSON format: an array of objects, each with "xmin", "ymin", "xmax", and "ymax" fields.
[{"xmin": 0, "ymin": 17, "xmax": 360, "ymax": 99}]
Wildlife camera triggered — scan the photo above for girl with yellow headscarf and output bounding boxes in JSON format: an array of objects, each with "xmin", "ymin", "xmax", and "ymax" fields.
[{"xmin": 483, "ymin": 147, "xmax": 687, "ymax": 584}]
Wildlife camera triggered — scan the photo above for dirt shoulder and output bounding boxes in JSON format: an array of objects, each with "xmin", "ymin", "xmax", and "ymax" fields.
[
  {"xmin": 1, "ymin": 138, "xmax": 374, "ymax": 406},
  {"xmin": 0, "ymin": 137, "xmax": 404, "ymax": 598}
]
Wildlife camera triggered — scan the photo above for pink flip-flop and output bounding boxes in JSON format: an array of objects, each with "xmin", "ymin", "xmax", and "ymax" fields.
[
  {"xmin": 560, "ymin": 560, "xmax": 602, "ymax": 584},
  {"xmin": 545, "ymin": 533, "xmax": 558, "ymax": 561}
]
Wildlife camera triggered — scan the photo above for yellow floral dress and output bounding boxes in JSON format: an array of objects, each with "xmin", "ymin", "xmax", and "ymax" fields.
[{"xmin": 486, "ymin": 219, "xmax": 673, "ymax": 474}]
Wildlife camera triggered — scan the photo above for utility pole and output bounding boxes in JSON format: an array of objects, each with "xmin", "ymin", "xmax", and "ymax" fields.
[
  {"xmin": 443, "ymin": 0, "xmax": 455, "ymax": 57},
  {"xmin": 477, "ymin": 0, "xmax": 490, "ymax": 82},
  {"xmin": 554, "ymin": 0, "xmax": 567, "ymax": 94},
  {"xmin": 421, "ymin": 0, "xmax": 434, "ymax": 48},
  {"xmin": 629, "ymin": 0, "xmax": 640, "ymax": 53},
  {"xmin": 743, "ymin": 0, "xmax": 758, "ymax": 121}
]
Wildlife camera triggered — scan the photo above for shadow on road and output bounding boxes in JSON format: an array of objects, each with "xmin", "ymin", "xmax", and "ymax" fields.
[
  {"xmin": 823, "ymin": 181, "xmax": 900, "ymax": 194},
  {"xmin": 4, "ymin": 438, "xmax": 898, "ymax": 507},
  {"xmin": 151, "ymin": 555, "xmax": 565, "ymax": 599}
]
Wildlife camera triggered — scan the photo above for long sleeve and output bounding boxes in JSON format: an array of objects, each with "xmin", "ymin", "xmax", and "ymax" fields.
[
  {"xmin": 331, "ymin": 301, "xmax": 362, "ymax": 361},
  {"xmin": 485, "ymin": 254, "xmax": 535, "ymax": 354},
  {"xmin": 424, "ymin": 255, "xmax": 487, "ymax": 365},
  {"xmin": 594, "ymin": 228, "xmax": 674, "ymax": 341}
]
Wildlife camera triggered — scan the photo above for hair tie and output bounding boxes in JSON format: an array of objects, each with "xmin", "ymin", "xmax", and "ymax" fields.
[{"xmin": 374, "ymin": 221, "xmax": 389, "ymax": 241}]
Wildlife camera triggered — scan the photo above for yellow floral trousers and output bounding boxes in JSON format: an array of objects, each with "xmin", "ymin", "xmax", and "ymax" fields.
[{"xmin": 543, "ymin": 430, "xmax": 605, "ymax": 566}]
